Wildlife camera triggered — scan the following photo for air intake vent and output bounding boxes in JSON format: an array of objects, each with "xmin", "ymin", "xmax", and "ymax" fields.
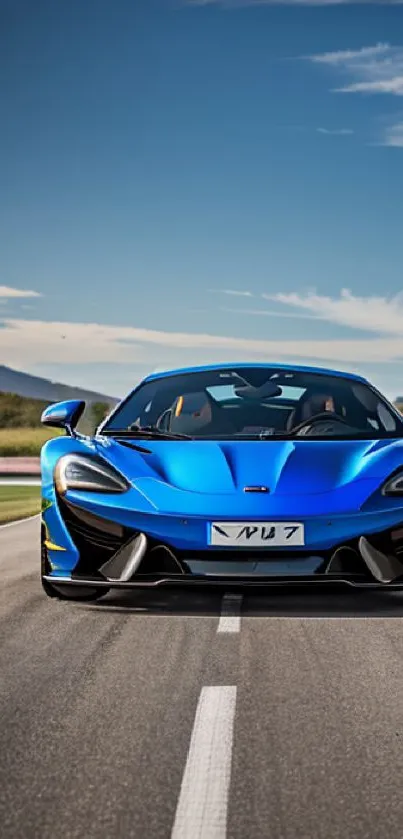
[{"xmin": 59, "ymin": 498, "xmax": 132, "ymax": 555}]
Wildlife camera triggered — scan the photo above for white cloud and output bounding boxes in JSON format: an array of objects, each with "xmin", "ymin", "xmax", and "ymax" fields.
[
  {"xmin": 263, "ymin": 289, "xmax": 403, "ymax": 335},
  {"xmin": 308, "ymin": 44, "xmax": 392, "ymax": 65},
  {"xmin": 2, "ymin": 311, "xmax": 403, "ymax": 370},
  {"xmin": 210, "ymin": 288, "xmax": 254, "ymax": 297},
  {"xmin": 0, "ymin": 285, "xmax": 41, "ymax": 298},
  {"xmin": 306, "ymin": 42, "xmax": 403, "ymax": 98},
  {"xmin": 222, "ymin": 306, "xmax": 320, "ymax": 319},
  {"xmin": 317, "ymin": 127, "xmax": 354, "ymax": 134},
  {"xmin": 382, "ymin": 121, "xmax": 403, "ymax": 145},
  {"xmin": 335, "ymin": 76, "xmax": 403, "ymax": 94}
]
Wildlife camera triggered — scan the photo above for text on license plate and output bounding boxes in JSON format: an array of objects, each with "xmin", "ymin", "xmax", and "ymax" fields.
[{"xmin": 210, "ymin": 522, "xmax": 305, "ymax": 547}]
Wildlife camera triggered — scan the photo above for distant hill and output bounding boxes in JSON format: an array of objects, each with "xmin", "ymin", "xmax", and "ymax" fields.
[{"xmin": 0, "ymin": 365, "xmax": 118, "ymax": 407}]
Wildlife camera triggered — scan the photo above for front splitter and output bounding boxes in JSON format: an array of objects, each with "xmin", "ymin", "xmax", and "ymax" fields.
[{"xmin": 42, "ymin": 574, "xmax": 403, "ymax": 590}]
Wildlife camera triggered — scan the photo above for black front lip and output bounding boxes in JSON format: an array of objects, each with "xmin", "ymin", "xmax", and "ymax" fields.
[{"xmin": 42, "ymin": 573, "xmax": 403, "ymax": 590}]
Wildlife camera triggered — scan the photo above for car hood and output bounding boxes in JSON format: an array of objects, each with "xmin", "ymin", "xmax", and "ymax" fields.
[{"xmin": 94, "ymin": 436, "xmax": 403, "ymax": 516}]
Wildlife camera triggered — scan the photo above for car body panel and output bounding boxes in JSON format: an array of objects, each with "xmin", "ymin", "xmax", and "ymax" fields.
[
  {"xmin": 40, "ymin": 363, "xmax": 403, "ymax": 592},
  {"xmin": 142, "ymin": 362, "xmax": 368, "ymax": 384}
]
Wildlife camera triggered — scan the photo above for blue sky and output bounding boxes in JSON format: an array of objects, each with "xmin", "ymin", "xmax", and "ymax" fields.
[{"xmin": 1, "ymin": 0, "xmax": 403, "ymax": 398}]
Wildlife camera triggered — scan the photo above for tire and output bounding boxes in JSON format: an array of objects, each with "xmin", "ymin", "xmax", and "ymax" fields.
[{"xmin": 41, "ymin": 577, "xmax": 109, "ymax": 602}]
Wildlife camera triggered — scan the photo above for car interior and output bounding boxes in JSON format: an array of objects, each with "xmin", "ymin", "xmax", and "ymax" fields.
[
  {"xmin": 158, "ymin": 383, "xmax": 397, "ymax": 437},
  {"xmin": 106, "ymin": 368, "xmax": 400, "ymax": 438}
]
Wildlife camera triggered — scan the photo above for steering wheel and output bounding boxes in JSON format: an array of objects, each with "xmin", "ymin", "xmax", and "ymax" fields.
[
  {"xmin": 291, "ymin": 411, "xmax": 351, "ymax": 435},
  {"xmin": 155, "ymin": 408, "xmax": 173, "ymax": 430}
]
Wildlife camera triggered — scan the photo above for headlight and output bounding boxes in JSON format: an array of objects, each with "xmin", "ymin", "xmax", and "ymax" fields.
[
  {"xmin": 382, "ymin": 471, "xmax": 403, "ymax": 496},
  {"xmin": 55, "ymin": 454, "xmax": 130, "ymax": 495}
]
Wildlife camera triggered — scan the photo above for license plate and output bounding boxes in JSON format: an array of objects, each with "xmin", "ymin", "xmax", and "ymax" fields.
[{"xmin": 209, "ymin": 522, "xmax": 304, "ymax": 547}]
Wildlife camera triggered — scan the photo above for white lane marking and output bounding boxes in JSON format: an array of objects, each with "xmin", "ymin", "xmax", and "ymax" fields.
[
  {"xmin": 217, "ymin": 593, "xmax": 242, "ymax": 633},
  {"xmin": 0, "ymin": 513, "xmax": 41, "ymax": 530},
  {"xmin": 171, "ymin": 686, "xmax": 237, "ymax": 839}
]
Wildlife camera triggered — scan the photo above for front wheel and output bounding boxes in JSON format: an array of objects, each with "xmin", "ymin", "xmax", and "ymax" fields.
[{"xmin": 41, "ymin": 577, "xmax": 109, "ymax": 602}]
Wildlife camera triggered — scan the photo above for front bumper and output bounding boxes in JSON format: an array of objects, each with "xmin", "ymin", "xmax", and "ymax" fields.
[{"xmin": 41, "ymin": 493, "xmax": 403, "ymax": 590}]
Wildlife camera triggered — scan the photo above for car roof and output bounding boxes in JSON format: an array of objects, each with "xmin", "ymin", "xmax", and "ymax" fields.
[{"xmin": 143, "ymin": 362, "xmax": 368, "ymax": 384}]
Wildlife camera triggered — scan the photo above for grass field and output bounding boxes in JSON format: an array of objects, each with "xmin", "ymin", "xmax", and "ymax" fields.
[
  {"xmin": 0, "ymin": 486, "xmax": 41, "ymax": 524},
  {"xmin": 0, "ymin": 427, "xmax": 63, "ymax": 456}
]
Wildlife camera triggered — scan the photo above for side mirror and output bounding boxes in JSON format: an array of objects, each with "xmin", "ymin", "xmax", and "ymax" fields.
[{"xmin": 41, "ymin": 400, "xmax": 85, "ymax": 436}]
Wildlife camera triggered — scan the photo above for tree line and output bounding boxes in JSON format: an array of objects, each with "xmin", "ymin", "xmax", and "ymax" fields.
[{"xmin": 0, "ymin": 392, "xmax": 110, "ymax": 432}]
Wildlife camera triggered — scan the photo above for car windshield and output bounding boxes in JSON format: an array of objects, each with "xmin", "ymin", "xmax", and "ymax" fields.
[{"xmin": 102, "ymin": 366, "xmax": 403, "ymax": 440}]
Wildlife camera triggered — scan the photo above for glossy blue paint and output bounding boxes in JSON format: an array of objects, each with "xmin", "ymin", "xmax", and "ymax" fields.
[
  {"xmin": 39, "ymin": 364, "xmax": 403, "ymax": 581},
  {"xmin": 143, "ymin": 362, "xmax": 368, "ymax": 384},
  {"xmin": 41, "ymin": 434, "xmax": 403, "ymax": 572},
  {"xmin": 41, "ymin": 399, "xmax": 85, "ymax": 431}
]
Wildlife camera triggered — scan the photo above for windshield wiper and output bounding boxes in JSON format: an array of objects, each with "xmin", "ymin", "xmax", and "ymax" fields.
[{"xmin": 102, "ymin": 426, "xmax": 193, "ymax": 440}]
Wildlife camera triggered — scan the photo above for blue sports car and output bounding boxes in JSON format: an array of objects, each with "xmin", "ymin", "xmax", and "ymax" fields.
[{"xmin": 40, "ymin": 363, "xmax": 403, "ymax": 601}]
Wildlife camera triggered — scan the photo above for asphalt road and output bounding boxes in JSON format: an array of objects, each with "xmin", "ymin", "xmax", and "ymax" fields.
[{"xmin": 2, "ymin": 517, "xmax": 403, "ymax": 838}]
